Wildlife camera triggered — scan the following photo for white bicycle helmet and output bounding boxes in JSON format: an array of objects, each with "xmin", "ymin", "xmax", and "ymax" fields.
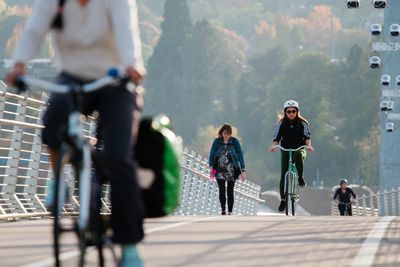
[{"xmin": 283, "ymin": 100, "xmax": 299, "ymax": 109}]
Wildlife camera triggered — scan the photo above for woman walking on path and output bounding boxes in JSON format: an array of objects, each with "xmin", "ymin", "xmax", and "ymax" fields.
[{"xmin": 209, "ymin": 124, "xmax": 246, "ymax": 215}]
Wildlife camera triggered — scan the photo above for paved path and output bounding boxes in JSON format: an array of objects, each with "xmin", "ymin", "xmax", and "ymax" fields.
[{"xmin": 0, "ymin": 216, "xmax": 398, "ymax": 267}]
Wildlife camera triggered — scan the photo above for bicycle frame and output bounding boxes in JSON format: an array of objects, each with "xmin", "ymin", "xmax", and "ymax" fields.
[
  {"xmin": 286, "ymin": 149, "xmax": 299, "ymax": 196},
  {"xmin": 16, "ymin": 70, "xmax": 127, "ymax": 267},
  {"xmin": 274, "ymin": 145, "xmax": 307, "ymax": 216}
]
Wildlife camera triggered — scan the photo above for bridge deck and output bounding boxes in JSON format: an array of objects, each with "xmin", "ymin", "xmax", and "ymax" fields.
[{"xmin": 0, "ymin": 216, "xmax": 398, "ymax": 267}]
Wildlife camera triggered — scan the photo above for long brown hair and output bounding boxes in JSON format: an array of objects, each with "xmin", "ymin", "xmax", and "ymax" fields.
[
  {"xmin": 216, "ymin": 123, "xmax": 233, "ymax": 138},
  {"xmin": 277, "ymin": 108, "xmax": 309, "ymax": 124}
]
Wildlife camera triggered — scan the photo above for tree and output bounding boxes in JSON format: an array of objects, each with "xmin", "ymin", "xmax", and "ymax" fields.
[
  {"xmin": 177, "ymin": 20, "xmax": 244, "ymax": 139},
  {"xmin": 236, "ymin": 46, "xmax": 287, "ymax": 151},
  {"xmin": 144, "ymin": 0, "xmax": 192, "ymax": 117}
]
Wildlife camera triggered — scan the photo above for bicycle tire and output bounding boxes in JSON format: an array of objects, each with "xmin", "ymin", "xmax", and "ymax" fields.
[
  {"xmin": 76, "ymin": 144, "xmax": 96, "ymax": 267},
  {"xmin": 284, "ymin": 171, "xmax": 290, "ymax": 216},
  {"xmin": 291, "ymin": 198, "xmax": 296, "ymax": 216},
  {"xmin": 291, "ymin": 172, "xmax": 297, "ymax": 216},
  {"xmin": 53, "ymin": 145, "xmax": 69, "ymax": 267}
]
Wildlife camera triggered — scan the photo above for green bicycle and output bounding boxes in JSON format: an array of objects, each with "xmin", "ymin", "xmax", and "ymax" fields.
[{"xmin": 274, "ymin": 145, "xmax": 307, "ymax": 216}]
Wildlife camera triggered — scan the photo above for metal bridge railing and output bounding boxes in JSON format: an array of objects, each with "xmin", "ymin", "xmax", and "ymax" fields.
[
  {"xmin": 0, "ymin": 84, "xmax": 264, "ymax": 220},
  {"xmin": 177, "ymin": 148, "xmax": 264, "ymax": 216}
]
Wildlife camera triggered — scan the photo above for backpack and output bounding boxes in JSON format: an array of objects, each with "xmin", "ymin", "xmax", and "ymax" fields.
[{"xmin": 135, "ymin": 115, "xmax": 182, "ymax": 218}]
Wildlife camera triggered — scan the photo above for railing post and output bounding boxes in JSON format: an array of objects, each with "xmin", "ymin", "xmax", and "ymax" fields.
[
  {"xmin": 361, "ymin": 194, "xmax": 366, "ymax": 216},
  {"xmin": 398, "ymin": 187, "xmax": 400, "ymax": 217},
  {"xmin": 383, "ymin": 190, "xmax": 389, "ymax": 216},
  {"xmin": 369, "ymin": 193, "xmax": 375, "ymax": 216},
  {"xmin": 377, "ymin": 191, "xmax": 381, "ymax": 216},
  {"xmin": 391, "ymin": 188, "xmax": 396, "ymax": 216}
]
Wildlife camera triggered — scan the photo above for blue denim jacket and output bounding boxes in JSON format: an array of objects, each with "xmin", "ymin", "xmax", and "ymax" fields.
[{"xmin": 208, "ymin": 137, "xmax": 245, "ymax": 170}]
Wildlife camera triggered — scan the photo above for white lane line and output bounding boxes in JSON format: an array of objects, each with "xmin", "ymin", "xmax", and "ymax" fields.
[
  {"xmin": 20, "ymin": 249, "xmax": 85, "ymax": 267},
  {"xmin": 19, "ymin": 216, "xmax": 218, "ymax": 267},
  {"xmin": 146, "ymin": 216, "xmax": 220, "ymax": 234},
  {"xmin": 351, "ymin": 216, "xmax": 395, "ymax": 267}
]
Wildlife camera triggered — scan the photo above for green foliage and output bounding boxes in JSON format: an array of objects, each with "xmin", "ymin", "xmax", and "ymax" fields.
[
  {"xmin": 1, "ymin": 0, "xmax": 381, "ymax": 189},
  {"xmin": 177, "ymin": 19, "xmax": 244, "ymax": 138},
  {"xmin": 144, "ymin": 0, "xmax": 193, "ymax": 118},
  {"xmin": 212, "ymin": 3, "xmax": 265, "ymax": 38}
]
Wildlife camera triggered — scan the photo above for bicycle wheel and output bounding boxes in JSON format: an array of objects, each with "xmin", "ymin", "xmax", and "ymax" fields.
[
  {"xmin": 284, "ymin": 171, "xmax": 291, "ymax": 216},
  {"xmin": 291, "ymin": 172, "xmax": 298, "ymax": 216},
  {"xmin": 53, "ymin": 145, "xmax": 70, "ymax": 267},
  {"xmin": 291, "ymin": 198, "xmax": 296, "ymax": 216},
  {"xmin": 76, "ymin": 144, "xmax": 94, "ymax": 267}
]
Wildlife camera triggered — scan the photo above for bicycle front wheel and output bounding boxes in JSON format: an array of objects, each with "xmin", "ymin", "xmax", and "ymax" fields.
[
  {"xmin": 53, "ymin": 145, "xmax": 70, "ymax": 267},
  {"xmin": 291, "ymin": 198, "xmax": 296, "ymax": 216},
  {"xmin": 284, "ymin": 171, "xmax": 294, "ymax": 216}
]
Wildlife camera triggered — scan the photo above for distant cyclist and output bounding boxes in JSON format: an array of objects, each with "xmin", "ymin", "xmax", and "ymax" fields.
[
  {"xmin": 269, "ymin": 100, "xmax": 314, "ymax": 212},
  {"xmin": 333, "ymin": 179, "xmax": 357, "ymax": 216}
]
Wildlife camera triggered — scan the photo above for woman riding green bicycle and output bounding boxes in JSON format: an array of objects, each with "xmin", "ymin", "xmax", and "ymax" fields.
[{"xmin": 269, "ymin": 100, "xmax": 314, "ymax": 212}]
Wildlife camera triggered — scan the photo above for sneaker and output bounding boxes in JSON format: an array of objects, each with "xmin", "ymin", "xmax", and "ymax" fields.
[
  {"xmin": 227, "ymin": 212, "xmax": 232, "ymax": 215},
  {"xmin": 120, "ymin": 245, "xmax": 143, "ymax": 267},
  {"xmin": 221, "ymin": 211, "xmax": 226, "ymax": 215},
  {"xmin": 278, "ymin": 200, "xmax": 286, "ymax": 212},
  {"xmin": 298, "ymin": 177, "xmax": 306, "ymax": 187}
]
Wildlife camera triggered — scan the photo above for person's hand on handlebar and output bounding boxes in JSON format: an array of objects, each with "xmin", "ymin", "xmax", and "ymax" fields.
[
  {"xmin": 268, "ymin": 142, "xmax": 278, "ymax": 152},
  {"xmin": 126, "ymin": 65, "xmax": 146, "ymax": 86},
  {"xmin": 5, "ymin": 62, "xmax": 26, "ymax": 87},
  {"xmin": 307, "ymin": 146, "xmax": 314, "ymax": 152}
]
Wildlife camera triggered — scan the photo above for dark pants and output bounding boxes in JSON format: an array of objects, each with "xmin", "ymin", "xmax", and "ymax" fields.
[
  {"xmin": 42, "ymin": 73, "xmax": 144, "ymax": 244},
  {"xmin": 338, "ymin": 204, "xmax": 352, "ymax": 216},
  {"xmin": 217, "ymin": 179, "xmax": 235, "ymax": 212},
  {"xmin": 280, "ymin": 149, "xmax": 306, "ymax": 199}
]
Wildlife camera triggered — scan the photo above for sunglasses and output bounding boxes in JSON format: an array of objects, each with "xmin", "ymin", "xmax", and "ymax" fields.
[{"xmin": 286, "ymin": 109, "xmax": 297, "ymax": 114}]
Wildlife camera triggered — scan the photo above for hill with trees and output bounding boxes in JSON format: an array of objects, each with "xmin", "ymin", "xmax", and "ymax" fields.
[{"xmin": 0, "ymin": 0, "xmax": 383, "ymax": 190}]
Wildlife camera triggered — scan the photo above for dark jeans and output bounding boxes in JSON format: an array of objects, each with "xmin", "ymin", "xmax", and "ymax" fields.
[
  {"xmin": 280, "ymin": 149, "xmax": 306, "ymax": 199},
  {"xmin": 217, "ymin": 179, "xmax": 235, "ymax": 212},
  {"xmin": 42, "ymin": 72, "xmax": 144, "ymax": 244},
  {"xmin": 338, "ymin": 204, "xmax": 352, "ymax": 216}
]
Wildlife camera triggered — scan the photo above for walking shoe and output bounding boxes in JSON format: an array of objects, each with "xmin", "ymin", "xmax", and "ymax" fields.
[
  {"xmin": 227, "ymin": 212, "xmax": 232, "ymax": 215},
  {"xmin": 298, "ymin": 177, "xmax": 306, "ymax": 187},
  {"xmin": 120, "ymin": 245, "xmax": 143, "ymax": 267},
  {"xmin": 221, "ymin": 211, "xmax": 226, "ymax": 215},
  {"xmin": 278, "ymin": 200, "xmax": 286, "ymax": 212}
]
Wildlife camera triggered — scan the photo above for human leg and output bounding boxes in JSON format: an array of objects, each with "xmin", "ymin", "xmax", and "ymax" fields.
[
  {"xmin": 227, "ymin": 180, "xmax": 235, "ymax": 213},
  {"xmin": 293, "ymin": 149, "xmax": 307, "ymax": 186},
  {"xmin": 278, "ymin": 151, "xmax": 289, "ymax": 211},
  {"xmin": 347, "ymin": 205, "xmax": 353, "ymax": 216},
  {"xmin": 98, "ymin": 86, "xmax": 144, "ymax": 267},
  {"xmin": 338, "ymin": 204, "xmax": 345, "ymax": 216},
  {"xmin": 216, "ymin": 178, "xmax": 227, "ymax": 214},
  {"xmin": 280, "ymin": 151, "xmax": 289, "ymax": 199}
]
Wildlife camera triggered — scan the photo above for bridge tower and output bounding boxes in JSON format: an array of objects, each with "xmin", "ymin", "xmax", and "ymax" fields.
[
  {"xmin": 347, "ymin": 0, "xmax": 400, "ymax": 189},
  {"xmin": 375, "ymin": 1, "xmax": 400, "ymax": 190}
]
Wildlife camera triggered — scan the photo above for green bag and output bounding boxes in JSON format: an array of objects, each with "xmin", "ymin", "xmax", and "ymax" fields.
[{"xmin": 135, "ymin": 115, "xmax": 182, "ymax": 217}]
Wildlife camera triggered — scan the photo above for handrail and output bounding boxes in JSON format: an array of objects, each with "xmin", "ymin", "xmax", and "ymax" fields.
[
  {"xmin": 0, "ymin": 82, "xmax": 265, "ymax": 219},
  {"xmin": 331, "ymin": 186, "xmax": 400, "ymax": 216}
]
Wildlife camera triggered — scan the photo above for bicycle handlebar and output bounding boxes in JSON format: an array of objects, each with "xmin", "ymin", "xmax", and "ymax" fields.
[
  {"xmin": 273, "ymin": 145, "xmax": 308, "ymax": 152},
  {"xmin": 335, "ymin": 201, "xmax": 353, "ymax": 206},
  {"xmin": 15, "ymin": 68, "xmax": 130, "ymax": 94}
]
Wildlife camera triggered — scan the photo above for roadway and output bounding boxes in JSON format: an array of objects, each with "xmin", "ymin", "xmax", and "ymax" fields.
[{"xmin": 0, "ymin": 215, "xmax": 398, "ymax": 267}]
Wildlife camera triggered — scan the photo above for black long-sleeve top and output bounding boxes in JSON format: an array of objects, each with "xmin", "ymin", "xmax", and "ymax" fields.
[
  {"xmin": 333, "ymin": 188, "xmax": 357, "ymax": 203},
  {"xmin": 272, "ymin": 119, "xmax": 311, "ymax": 149}
]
